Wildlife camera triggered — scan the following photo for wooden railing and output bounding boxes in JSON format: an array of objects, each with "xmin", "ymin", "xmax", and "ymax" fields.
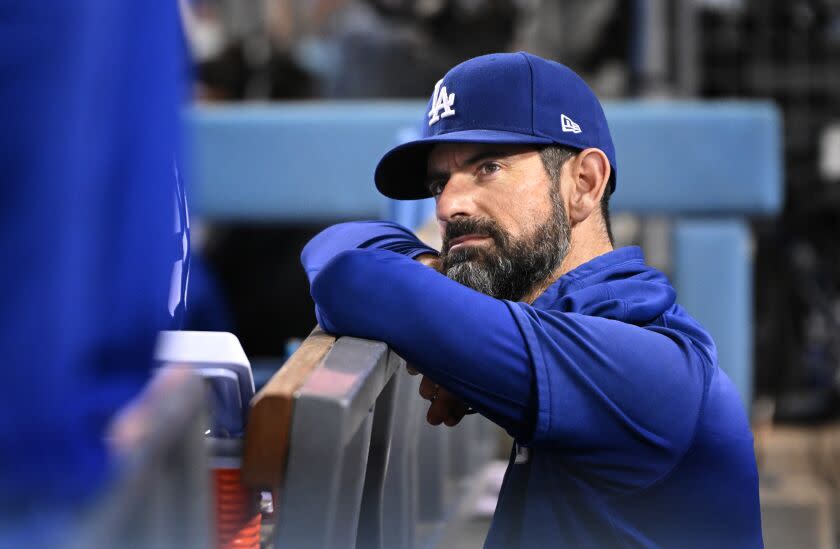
[
  {"xmin": 243, "ymin": 329, "xmax": 406, "ymax": 549},
  {"xmin": 243, "ymin": 328, "xmax": 337, "ymax": 489}
]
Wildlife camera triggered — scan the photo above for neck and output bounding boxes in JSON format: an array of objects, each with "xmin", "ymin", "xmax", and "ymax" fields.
[{"xmin": 521, "ymin": 225, "xmax": 613, "ymax": 304}]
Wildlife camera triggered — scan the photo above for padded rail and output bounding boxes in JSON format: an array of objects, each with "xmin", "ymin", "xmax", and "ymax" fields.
[
  {"xmin": 243, "ymin": 328, "xmax": 336, "ymax": 488},
  {"xmin": 243, "ymin": 329, "xmax": 409, "ymax": 548},
  {"xmin": 71, "ymin": 369, "xmax": 210, "ymax": 549},
  {"xmin": 278, "ymin": 336, "xmax": 400, "ymax": 548},
  {"xmin": 188, "ymin": 100, "xmax": 782, "ymax": 220},
  {"xmin": 673, "ymin": 219, "xmax": 753, "ymax": 406}
]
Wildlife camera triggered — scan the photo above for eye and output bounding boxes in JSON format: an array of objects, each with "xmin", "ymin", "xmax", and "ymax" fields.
[
  {"xmin": 427, "ymin": 178, "xmax": 446, "ymax": 197},
  {"xmin": 478, "ymin": 161, "xmax": 501, "ymax": 176}
]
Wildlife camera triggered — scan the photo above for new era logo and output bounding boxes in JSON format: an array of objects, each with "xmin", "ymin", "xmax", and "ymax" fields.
[
  {"xmin": 428, "ymin": 79, "xmax": 456, "ymax": 126},
  {"xmin": 561, "ymin": 114, "xmax": 582, "ymax": 134}
]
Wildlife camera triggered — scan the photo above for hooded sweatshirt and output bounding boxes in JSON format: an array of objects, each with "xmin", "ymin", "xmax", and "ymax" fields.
[{"xmin": 304, "ymin": 225, "xmax": 763, "ymax": 548}]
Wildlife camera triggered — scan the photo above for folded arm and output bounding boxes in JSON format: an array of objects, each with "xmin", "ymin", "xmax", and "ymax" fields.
[{"xmin": 305, "ymin": 229, "xmax": 708, "ymax": 492}]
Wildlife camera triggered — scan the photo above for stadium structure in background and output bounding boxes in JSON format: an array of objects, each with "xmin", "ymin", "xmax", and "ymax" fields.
[{"xmin": 696, "ymin": 0, "xmax": 840, "ymax": 421}]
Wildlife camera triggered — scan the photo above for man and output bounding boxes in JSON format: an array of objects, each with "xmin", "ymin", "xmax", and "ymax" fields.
[{"xmin": 301, "ymin": 52, "xmax": 763, "ymax": 547}]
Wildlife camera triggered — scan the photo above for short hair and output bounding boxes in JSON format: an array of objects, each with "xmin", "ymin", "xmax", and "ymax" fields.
[{"xmin": 538, "ymin": 145, "xmax": 614, "ymax": 244}]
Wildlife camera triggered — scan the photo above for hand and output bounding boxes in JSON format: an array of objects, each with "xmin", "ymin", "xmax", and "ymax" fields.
[{"xmin": 407, "ymin": 365, "xmax": 469, "ymax": 426}]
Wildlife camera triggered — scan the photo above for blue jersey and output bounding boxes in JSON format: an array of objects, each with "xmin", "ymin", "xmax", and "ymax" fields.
[{"xmin": 304, "ymin": 224, "xmax": 763, "ymax": 548}]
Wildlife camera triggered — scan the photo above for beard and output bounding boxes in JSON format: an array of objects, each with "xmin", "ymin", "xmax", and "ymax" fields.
[{"xmin": 439, "ymin": 185, "xmax": 571, "ymax": 301}]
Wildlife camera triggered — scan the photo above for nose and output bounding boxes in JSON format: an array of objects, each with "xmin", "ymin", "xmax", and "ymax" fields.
[{"xmin": 436, "ymin": 173, "xmax": 478, "ymax": 224}]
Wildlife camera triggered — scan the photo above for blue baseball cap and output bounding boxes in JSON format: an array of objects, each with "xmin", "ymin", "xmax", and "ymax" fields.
[{"xmin": 375, "ymin": 51, "xmax": 617, "ymax": 200}]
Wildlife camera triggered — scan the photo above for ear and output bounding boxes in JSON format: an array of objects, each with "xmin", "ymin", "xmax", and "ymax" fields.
[{"xmin": 566, "ymin": 148, "xmax": 611, "ymax": 225}]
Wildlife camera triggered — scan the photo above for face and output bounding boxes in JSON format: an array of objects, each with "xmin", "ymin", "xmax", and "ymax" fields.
[{"xmin": 426, "ymin": 143, "xmax": 571, "ymax": 301}]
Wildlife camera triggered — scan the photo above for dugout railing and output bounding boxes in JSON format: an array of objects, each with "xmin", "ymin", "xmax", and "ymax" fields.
[
  {"xmin": 69, "ymin": 368, "xmax": 211, "ymax": 549},
  {"xmin": 246, "ymin": 329, "xmax": 404, "ymax": 548},
  {"xmin": 70, "ymin": 328, "xmax": 490, "ymax": 548},
  {"xmin": 245, "ymin": 328, "xmax": 495, "ymax": 548}
]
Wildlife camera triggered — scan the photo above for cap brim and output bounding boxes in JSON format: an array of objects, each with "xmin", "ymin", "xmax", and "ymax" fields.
[{"xmin": 374, "ymin": 129, "xmax": 555, "ymax": 200}]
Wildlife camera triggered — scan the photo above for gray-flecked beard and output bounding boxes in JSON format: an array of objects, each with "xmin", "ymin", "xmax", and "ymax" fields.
[{"xmin": 440, "ymin": 185, "xmax": 571, "ymax": 301}]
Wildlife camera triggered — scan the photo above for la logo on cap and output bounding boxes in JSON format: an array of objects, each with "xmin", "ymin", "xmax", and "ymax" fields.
[{"xmin": 428, "ymin": 79, "xmax": 456, "ymax": 126}]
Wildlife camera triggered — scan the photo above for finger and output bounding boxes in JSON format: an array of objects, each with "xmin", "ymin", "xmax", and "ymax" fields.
[
  {"xmin": 406, "ymin": 364, "xmax": 419, "ymax": 376},
  {"xmin": 440, "ymin": 390, "xmax": 468, "ymax": 426},
  {"xmin": 443, "ymin": 399, "xmax": 469, "ymax": 426},
  {"xmin": 426, "ymin": 388, "xmax": 467, "ymax": 426},
  {"xmin": 444, "ymin": 408, "xmax": 468, "ymax": 426},
  {"xmin": 426, "ymin": 397, "xmax": 450, "ymax": 425},
  {"xmin": 443, "ymin": 413, "xmax": 462, "ymax": 427},
  {"xmin": 418, "ymin": 377, "xmax": 438, "ymax": 401}
]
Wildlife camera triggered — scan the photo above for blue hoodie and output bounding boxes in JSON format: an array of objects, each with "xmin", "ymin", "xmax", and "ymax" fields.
[{"xmin": 305, "ymin": 225, "xmax": 763, "ymax": 548}]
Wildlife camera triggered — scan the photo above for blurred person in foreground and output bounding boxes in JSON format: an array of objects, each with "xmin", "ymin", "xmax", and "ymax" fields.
[
  {"xmin": 301, "ymin": 52, "xmax": 763, "ymax": 547},
  {"xmin": 0, "ymin": 1, "xmax": 183, "ymax": 543}
]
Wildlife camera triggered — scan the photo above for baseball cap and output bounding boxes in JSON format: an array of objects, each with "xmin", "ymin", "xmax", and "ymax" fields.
[{"xmin": 374, "ymin": 51, "xmax": 617, "ymax": 200}]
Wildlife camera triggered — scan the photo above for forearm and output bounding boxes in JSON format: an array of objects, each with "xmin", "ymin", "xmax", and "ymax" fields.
[
  {"xmin": 312, "ymin": 248, "xmax": 536, "ymax": 438},
  {"xmin": 301, "ymin": 221, "xmax": 437, "ymax": 281}
]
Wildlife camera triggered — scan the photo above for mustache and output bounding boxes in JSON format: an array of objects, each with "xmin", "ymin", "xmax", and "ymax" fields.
[{"xmin": 441, "ymin": 217, "xmax": 507, "ymax": 254}]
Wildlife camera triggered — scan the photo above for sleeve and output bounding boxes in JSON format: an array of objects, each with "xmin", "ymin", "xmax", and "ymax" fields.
[
  {"xmin": 301, "ymin": 221, "xmax": 437, "ymax": 284},
  {"xmin": 507, "ymin": 303, "xmax": 708, "ymax": 493},
  {"xmin": 312, "ymin": 248, "xmax": 535, "ymax": 438},
  {"xmin": 311, "ymin": 248, "xmax": 709, "ymax": 493}
]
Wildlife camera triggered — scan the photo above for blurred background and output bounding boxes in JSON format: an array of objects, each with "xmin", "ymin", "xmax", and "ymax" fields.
[{"xmin": 174, "ymin": 0, "xmax": 840, "ymax": 547}]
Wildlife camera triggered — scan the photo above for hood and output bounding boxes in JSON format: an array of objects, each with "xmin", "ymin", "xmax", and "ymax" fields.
[{"xmin": 533, "ymin": 246, "xmax": 676, "ymax": 325}]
